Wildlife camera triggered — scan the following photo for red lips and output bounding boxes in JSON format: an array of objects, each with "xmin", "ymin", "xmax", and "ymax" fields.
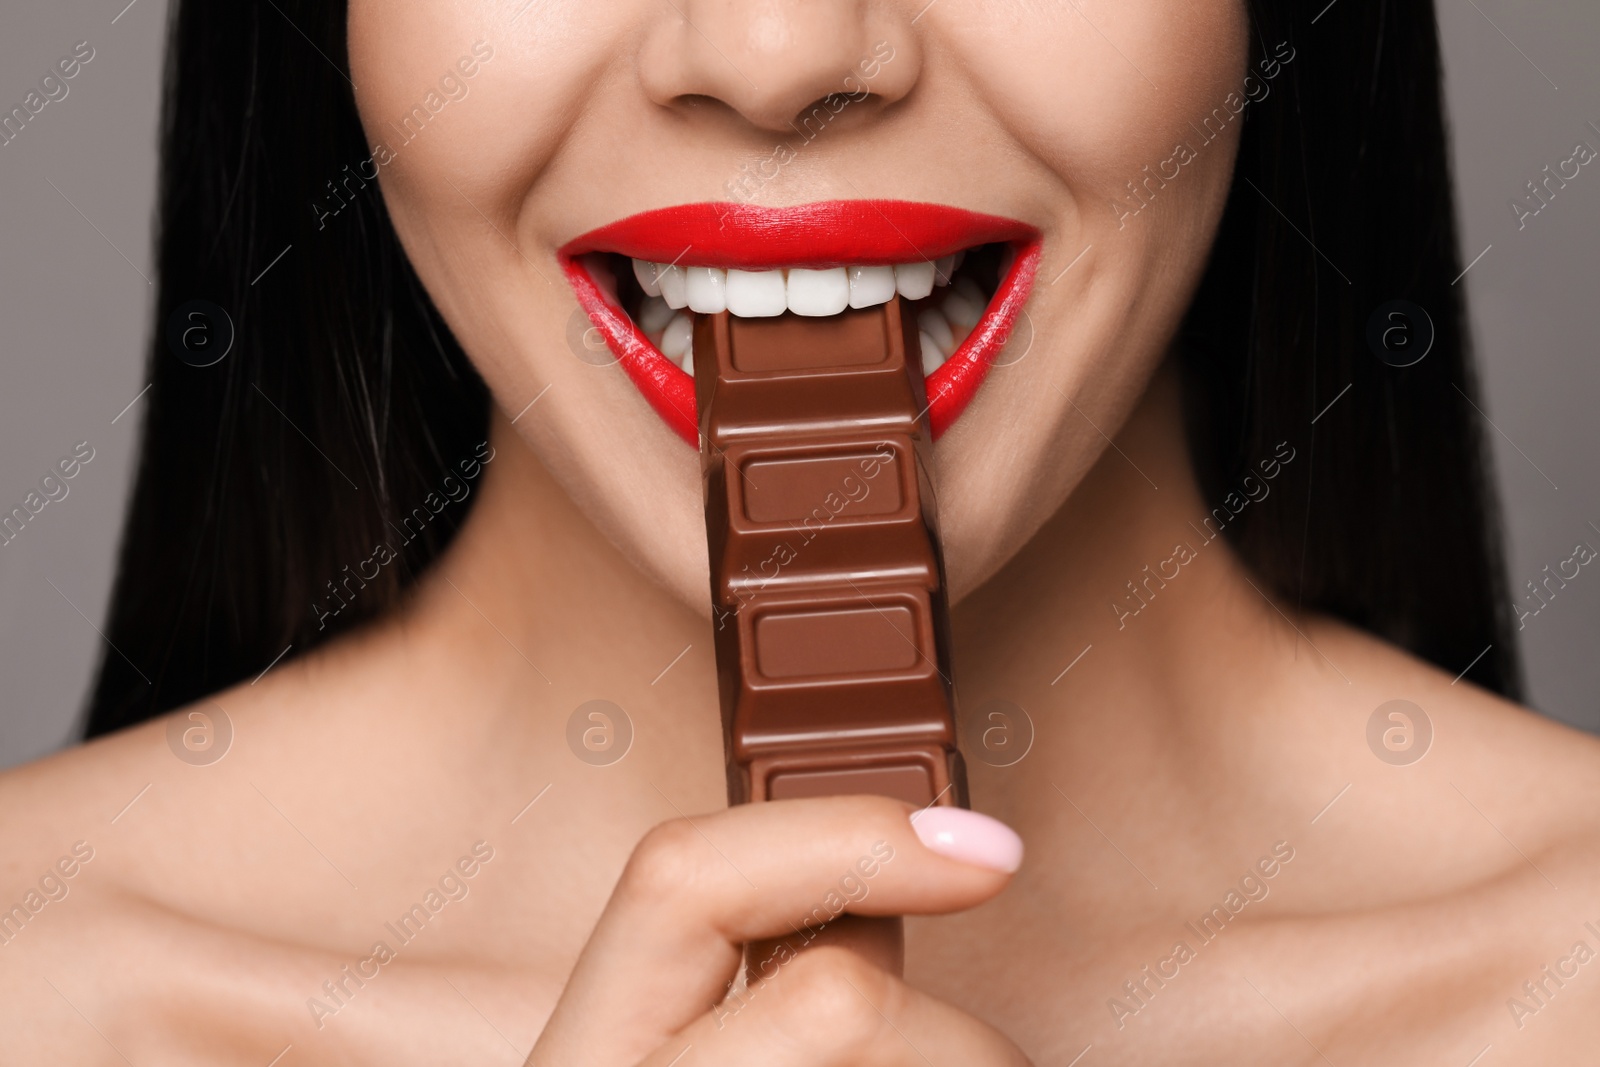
[{"xmin": 558, "ymin": 200, "xmax": 1041, "ymax": 444}]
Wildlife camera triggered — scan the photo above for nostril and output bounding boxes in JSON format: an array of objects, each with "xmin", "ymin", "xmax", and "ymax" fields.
[
  {"xmin": 663, "ymin": 90, "xmax": 883, "ymax": 139},
  {"xmin": 637, "ymin": 5, "xmax": 920, "ymax": 137},
  {"xmin": 672, "ymin": 93, "xmax": 730, "ymax": 115},
  {"xmin": 788, "ymin": 90, "xmax": 882, "ymax": 139}
]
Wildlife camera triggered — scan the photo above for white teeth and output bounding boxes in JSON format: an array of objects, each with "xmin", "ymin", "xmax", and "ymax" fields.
[
  {"xmin": 635, "ymin": 252, "xmax": 976, "ymax": 314},
  {"xmin": 847, "ymin": 265, "xmax": 897, "ymax": 309},
  {"xmin": 918, "ymin": 331, "xmax": 945, "ymax": 377},
  {"xmin": 656, "ymin": 264, "xmax": 688, "ymax": 309},
  {"xmin": 942, "ymin": 285, "xmax": 984, "ymax": 329},
  {"xmin": 638, "ymin": 294, "xmax": 675, "ymax": 335},
  {"xmin": 631, "ymin": 251, "xmax": 983, "ymax": 373},
  {"xmin": 660, "ymin": 312, "xmax": 693, "ymax": 360},
  {"xmin": 725, "ymin": 269, "xmax": 788, "ymax": 317},
  {"xmin": 685, "ymin": 266, "xmax": 727, "ymax": 314},
  {"xmin": 953, "ymin": 249, "xmax": 966, "ymax": 271},
  {"xmin": 894, "ymin": 261, "xmax": 936, "ymax": 300},
  {"xmin": 917, "ymin": 308, "xmax": 954, "ymax": 357},
  {"xmin": 632, "ymin": 259, "xmax": 662, "ymax": 298},
  {"xmin": 786, "ymin": 267, "xmax": 850, "ymax": 317}
]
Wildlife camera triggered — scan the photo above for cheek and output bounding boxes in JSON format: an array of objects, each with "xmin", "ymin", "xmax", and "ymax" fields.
[
  {"xmin": 930, "ymin": 1, "xmax": 1248, "ymax": 595},
  {"xmin": 345, "ymin": 1, "xmax": 652, "ymax": 380},
  {"xmin": 347, "ymin": 2, "xmax": 635, "ymax": 216},
  {"xmin": 952, "ymin": 1, "xmax": 1250, "ymax": 184},
  {"xmin": 347, "ymin": 2, "xmax": 715, "ymax": 611}
]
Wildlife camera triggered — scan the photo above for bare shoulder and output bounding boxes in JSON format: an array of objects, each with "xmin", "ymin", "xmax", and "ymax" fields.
[
  {"xmin": 0, "ymin": 707, "xmax": 171, "ymax": 898},
  {"xmin": 1309, "ymin": 613, "xmax": 1600, "ymax": 829},
  {"xmin": 1281, "ymin": 617, "xmax": 1600, "ymax": 1056},
  {"xmin": 1292, "ymin": 615, "xmax": 1600, "ymax": 908},
  {"xmin": 0, "ymin": 693, "xmax": 252, "ymax": 1059},
  {"xmin": 0, "ymin": 623, "xmax": 497, "ymax": 1061},
  {"xmin": 0, "ymin": 620, "xmax": 436, "ymax": 906}
]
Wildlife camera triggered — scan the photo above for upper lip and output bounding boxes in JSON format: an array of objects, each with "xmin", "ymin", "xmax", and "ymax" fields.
[{"xmin": 557, "ymin": 200, "xmax": 1039, "ymax": 268}]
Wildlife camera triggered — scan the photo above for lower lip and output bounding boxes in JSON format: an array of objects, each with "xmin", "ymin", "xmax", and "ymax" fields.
[{"xmin": 558, "ymin": 244, "xmax": 1041, "ymax": 446}]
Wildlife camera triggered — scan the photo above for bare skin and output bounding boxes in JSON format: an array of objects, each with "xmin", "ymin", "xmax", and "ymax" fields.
[
  {"xmin": 4, "ymin": 370, "xmax": 1598, "ymax": 1065},
  {"xmin": 3, "ymin": 1, "xmax": 1599, "ymax": 1064}
]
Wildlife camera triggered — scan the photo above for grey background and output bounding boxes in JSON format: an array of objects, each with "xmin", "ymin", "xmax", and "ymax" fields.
[{"xmin": 0, "ymin": 0, "xmax": 1596, "ymax": 768}]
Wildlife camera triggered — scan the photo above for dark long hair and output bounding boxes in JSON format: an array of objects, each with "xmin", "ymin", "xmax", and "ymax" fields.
[{"xmin": 85, "ymin": 0, "xmax": 1520, "ymax": 737}]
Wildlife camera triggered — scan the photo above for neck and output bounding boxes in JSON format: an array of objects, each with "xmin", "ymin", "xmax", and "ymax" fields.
[{"xmin": 400, "ymin": 361, "xmax": 1292, "ymax": 818}]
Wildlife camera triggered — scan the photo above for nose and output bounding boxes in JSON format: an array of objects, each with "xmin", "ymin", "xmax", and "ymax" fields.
[{"xmin": 638, "ymin": 1, "xmax": 921, "ymax": 134}]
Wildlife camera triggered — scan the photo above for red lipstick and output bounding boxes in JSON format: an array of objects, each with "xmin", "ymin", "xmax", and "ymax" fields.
[{"xmin": 558, "ymin": 201, "xmax": 1041, "ymax": 444}]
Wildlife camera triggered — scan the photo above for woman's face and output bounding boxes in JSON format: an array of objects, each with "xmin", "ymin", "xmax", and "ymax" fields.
[{"xmin": 347, "ymin": 0, "xmax": 1250, "ymax": 611}]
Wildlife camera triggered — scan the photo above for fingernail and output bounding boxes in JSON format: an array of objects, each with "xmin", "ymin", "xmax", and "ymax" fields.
[{"xmin": 910, "ymin": 807, "xmax": 1024, "ymax": 873}]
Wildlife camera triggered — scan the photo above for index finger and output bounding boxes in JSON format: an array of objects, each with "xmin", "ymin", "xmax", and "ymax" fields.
[{"xmin": 529, "ymin": 796, "xmax": 1022, "ymax": 1066}]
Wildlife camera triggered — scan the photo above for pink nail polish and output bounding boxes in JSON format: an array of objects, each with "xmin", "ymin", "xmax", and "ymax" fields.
[{"xmin": 910, "ymin": 807, "xmax": 1024, "ymax": 873}]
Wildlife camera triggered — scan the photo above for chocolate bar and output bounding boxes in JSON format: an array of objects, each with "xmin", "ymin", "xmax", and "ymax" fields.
[{"xmin": 693, "ymin": 296, "xmax": 967, "ymax": 811}]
